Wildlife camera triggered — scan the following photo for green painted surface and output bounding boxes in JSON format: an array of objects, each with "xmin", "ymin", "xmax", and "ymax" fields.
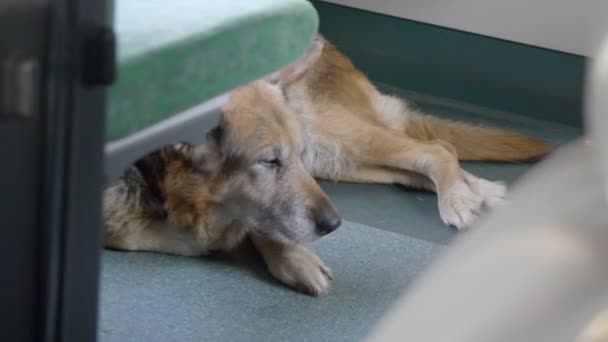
[
  {"xmin": 107, "ymin": 0, "xmax": 318, "ymax": 141},
  {"xmin": 311, "ymin": 1, "xmax": 586, "ymax": 127}
]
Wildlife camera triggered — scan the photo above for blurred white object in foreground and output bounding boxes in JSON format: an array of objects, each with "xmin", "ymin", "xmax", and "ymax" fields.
[
  {"xmin": 367, "ymin": 26, "xmax": 608, "ymax": 342},
  {"xmin": 589, "ymin": 35, "xmax": 608, "ymax": 205}
]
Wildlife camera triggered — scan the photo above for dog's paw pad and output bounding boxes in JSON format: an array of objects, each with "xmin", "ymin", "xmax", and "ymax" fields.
[
  {"xmin": 439, "ymin": 181, "xmax": 483, "ymax": 230},
  {"xmin": 269, "ymin": 246, "xmax": 332, "ymax": 297}
]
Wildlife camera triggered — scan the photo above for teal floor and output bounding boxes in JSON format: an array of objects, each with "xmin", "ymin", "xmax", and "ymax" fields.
[
  {"xmin": 99, "ymin": 88, "xmax": 580, "ymax": 342},
  {"xmin": 100, "ymin": 223, "xmax": 440, "ymax": 342}
]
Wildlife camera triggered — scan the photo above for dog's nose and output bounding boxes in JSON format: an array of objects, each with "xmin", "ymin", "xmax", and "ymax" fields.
[{"xmin": 314, "ymin": 207, "xmax": 342, "ymax": 236}]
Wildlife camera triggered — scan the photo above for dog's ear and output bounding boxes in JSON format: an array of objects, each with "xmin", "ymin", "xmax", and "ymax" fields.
[
  {"xmin": 134, "ymin": 148, "xmax": 166, "ymax": 179},
  {"xmin": 265, "ymin": 34, "xmax": 324, "ymax": 88},
  {"xmin": 192, "ymin": 126, "xmax": 224, "ymax": 173}
]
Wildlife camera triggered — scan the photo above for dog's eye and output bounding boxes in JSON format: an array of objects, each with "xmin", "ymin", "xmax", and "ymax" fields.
[{"xmin": 260, "ymin": 158, "xmax": 281, "ymax": 168}]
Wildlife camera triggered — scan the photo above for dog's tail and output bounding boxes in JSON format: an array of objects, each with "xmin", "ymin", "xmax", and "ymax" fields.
[{"xmin": 404, "ymin": 112, "xmax": 553, "ymax": 162}]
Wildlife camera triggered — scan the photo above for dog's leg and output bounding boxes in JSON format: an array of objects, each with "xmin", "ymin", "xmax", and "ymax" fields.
[
  {"xmin": 349, "ymin": 129, "xmax": 505, "ymax": 229},
  {"xmin": 336, "ymin": 166, "xmax": 435, "ymax": 191},
  {"xmin": 250, "ymin": 234, "xmax": 332, "ymax": 296},
  {"xmin": 337, "ymin": 166, "xmax": 506, "ymax": 217},
  {"xmin": 105, "ymin": 223, "xmax": 209, "ymax": 257}
]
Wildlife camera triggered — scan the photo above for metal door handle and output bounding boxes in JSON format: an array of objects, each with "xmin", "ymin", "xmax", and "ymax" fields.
[{"xmin": 0, "ymin": 53, "xmax": 39, "ymax": 118}]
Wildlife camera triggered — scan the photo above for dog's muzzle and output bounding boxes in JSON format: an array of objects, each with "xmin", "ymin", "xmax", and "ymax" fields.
[{"xmin": 313, "ymin": 206, "xmax": 342, "ymax": 236}]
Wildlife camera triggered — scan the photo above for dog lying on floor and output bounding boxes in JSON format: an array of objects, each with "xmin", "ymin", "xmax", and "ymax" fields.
[{"xmin": 103, "ymin": 34, "xmax": 552, "ymax": 296}]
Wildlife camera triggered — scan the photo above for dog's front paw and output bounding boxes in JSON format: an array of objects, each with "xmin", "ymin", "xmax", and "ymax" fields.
[
  {"xmin": 464, "ymin": 171, "xmax": 508, "ymax": 209},
  {"xmin": 266, "ymin": 245, "xmax": 332, "ymax": 297},
  {"xmin": 438, "ymin": 180, "xmax": 483, "ymax": 230}
]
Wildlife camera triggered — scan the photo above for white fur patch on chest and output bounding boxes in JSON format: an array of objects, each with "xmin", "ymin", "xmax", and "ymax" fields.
[
  {"xmin": 301, "ymin": 131, "xmax": 351, "ymax": 179},
  {"xmin": 371, "ymin": 93, "xmax": 410, "ymax": 130},
  {"xmin": 285, "ymin": 84, "xmax": 354, "ymax": 179}
]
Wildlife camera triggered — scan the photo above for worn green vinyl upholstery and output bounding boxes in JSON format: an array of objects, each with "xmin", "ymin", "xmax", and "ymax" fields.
[{"xmin": 106, "ymin": 0, "xmax": 318, "ymax": 141}]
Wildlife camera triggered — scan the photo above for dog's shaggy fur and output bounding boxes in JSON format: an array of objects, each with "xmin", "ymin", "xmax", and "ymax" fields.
[
  {"xmin": 271, "ymin": 34, "xmax": 551, "ymax": 228},
  {"xmin": 103, "ymin": 34, "xmax": 552, "ymax": 296},
  {"xmin": 105, "ymin": 82, "xmax": 340, "ymax": 296}
]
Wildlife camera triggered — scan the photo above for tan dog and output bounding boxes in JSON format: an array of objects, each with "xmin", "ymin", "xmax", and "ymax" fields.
[
  {"xmin": 268, "ymin": 34, "xmax": 552, "ymax": 229},
  {"xmin": 103, "ymin": 34, "xmax": 552, "ymax": 297},
  {"xmin": 104, "ymin": 81, "xmax": 340, "ymax": 296}
]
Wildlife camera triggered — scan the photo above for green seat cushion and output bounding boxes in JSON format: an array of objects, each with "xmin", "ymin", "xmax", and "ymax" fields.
[{"xmin": 107, "ymin": 0, "xmax": 318, "ymax": 141}]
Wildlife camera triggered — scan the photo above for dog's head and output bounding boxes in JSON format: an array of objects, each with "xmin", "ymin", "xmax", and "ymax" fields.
[
  {"xmin": 131, "ymin": 81, "xmax": 341, "ymax": 244},
  {"xmin": 192, "ymin": 80, "xmax": 341, "ymax": 243},
  {"xmin": 129, "ymin": 38, "xmax": 339, "ymax": 244}
]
